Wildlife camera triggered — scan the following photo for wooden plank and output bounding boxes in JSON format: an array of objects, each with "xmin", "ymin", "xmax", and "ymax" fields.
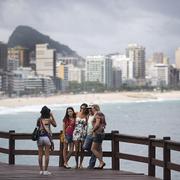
[
  {"xmin": 0, "ymin": 147, "xmax": 9, "ymax": 154},
  {"xmin": 167, "ymin": 162, "xmax": 180, "ymax": 172},
  {"xmin": 151, "ymin": 139, "xmax": 164, "ymax": 148},
  {"xmin": 0, "ymin": 132, "xmax": 9, "ymax": 139},
  {"xmin": 118, "ymin": 153, "xmax": 148, "ymax": 163},
  {"xmin": 152, "ymin": 159, "xmax": 164, "ymax": 167},
  {"xmin": 116, "ymin": 136, "xmax": 149, "ymax": 145},
  {"xmin": 167, "ymin": 141, "xmax": 180, "ymax": 151}
]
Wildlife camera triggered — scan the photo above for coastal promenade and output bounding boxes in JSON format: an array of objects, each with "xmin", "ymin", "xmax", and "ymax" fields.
[{"xmin": 0, "ymin": 131, "xmax": 180, "ymax": 180}]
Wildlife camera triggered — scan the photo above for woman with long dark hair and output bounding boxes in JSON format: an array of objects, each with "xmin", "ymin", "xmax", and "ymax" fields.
[
  {"xmin": 37, "ymin": 106, "xmax": 57, "ymax": 175},
  {"xmin": 73, "ymin": 103, "xmax": 89, "ymax": 168},
  {"xmin": 62, "ymin": 107, "xmax": 76, "ymax": 168}
]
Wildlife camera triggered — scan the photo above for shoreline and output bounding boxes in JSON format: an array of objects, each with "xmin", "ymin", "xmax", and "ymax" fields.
[{"xmin": 0, "ymin": 91, "xmax": 180, "ymax": 108}]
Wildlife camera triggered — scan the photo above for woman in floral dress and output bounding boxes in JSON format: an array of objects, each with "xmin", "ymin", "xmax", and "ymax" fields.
[{"xmin": 73, "ymin": 103, "xmax": 89, "ymax": 168}]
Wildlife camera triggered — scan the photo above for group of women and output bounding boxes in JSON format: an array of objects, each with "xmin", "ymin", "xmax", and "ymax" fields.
[{"xmin": 36, "ymin": 103, "xmax": 106, "ymax": 175}]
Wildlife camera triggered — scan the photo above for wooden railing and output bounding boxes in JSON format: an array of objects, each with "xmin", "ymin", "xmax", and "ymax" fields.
[{"xmin": 0, "ymin": 130, "xmax": 180, "ymax": 180}]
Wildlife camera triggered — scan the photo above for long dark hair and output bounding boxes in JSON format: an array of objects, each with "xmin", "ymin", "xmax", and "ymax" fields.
[
  {"xmin": 63, "ymin": 107, "xmax": 76, "ymax": 122},
  {"xmin": 40, "ymin": 106, "xmax": 51, "ymax": 118},
  {"xmin": 80, "ymin": 103, "xmax": 89, "ymax": 115},
  {"xmin": 96, "ymin": 111, "xmax": 106, "ymax": 127}
]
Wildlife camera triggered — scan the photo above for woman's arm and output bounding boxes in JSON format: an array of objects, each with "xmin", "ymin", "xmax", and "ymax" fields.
[
  {"xmin": 50, "ymin": 113, "xmax": 57, "ymax": 127},
  {"xmin": 92, "ymin": 117, "xmax": 101, "ymax": 132},
  {"xmin": 63, "ymin": 122, "xmax": 66, "ymax": 135}
]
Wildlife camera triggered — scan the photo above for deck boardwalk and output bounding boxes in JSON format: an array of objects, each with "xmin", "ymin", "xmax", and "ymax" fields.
[{"xmin": 0, "ymin": 163, "xmax": 161, "ymax": 180}]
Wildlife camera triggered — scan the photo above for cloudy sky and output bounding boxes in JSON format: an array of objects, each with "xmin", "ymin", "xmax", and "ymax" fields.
[{"xmin": 0, "ymin": 0, "xmax": 180, "ymax": 62}]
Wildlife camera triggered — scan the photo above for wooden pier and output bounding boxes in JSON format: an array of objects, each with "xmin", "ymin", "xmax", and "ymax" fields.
[
  {"xmin": 0, "ymin": 162, "xmax": 161, "ymax": 180},
  {"xmin": 0, "ymin": 130, "xmax": 180, "ymax": 180}
]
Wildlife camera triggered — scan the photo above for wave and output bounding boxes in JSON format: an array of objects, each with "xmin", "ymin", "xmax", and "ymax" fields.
[
  {"xmin": 0, "ymin": 103, "xmax": 81, "ymax": 115},
  {"xmin": 98, "ymin": 98, "xmax": 180, "ymax": 104},
  {"xmin": 0, "ymin": 98, "xmax": 180, "ymax": 115}
]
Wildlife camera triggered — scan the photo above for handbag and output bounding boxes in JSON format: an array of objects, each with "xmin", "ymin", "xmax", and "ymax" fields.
[{"xmin": 32, "ymin": 127, "xmax": 39, "ymax": 141}]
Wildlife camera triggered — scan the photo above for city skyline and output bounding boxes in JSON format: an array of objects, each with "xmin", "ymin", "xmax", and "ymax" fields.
[{"xmin": 0, "ymin": 0, "xmax": 180, "ymax": 62}]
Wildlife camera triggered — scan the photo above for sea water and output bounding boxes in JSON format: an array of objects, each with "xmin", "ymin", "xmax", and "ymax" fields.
[{"xmin": 0, "ymin": 99, "xmax": 180, "ymax": 179}]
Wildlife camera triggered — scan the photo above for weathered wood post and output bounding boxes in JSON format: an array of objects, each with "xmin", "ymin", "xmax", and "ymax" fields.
[
  {"xmin": 111, "ymin": 130, "xmax": 119, "ymax": 170},
  {"xmin": 148, "ymin": 135, "xmax": 156, "ymax": 177},
  {"xmin": 59, "ymin": 130, "xmax": 64, "ymax": 167},
  {"xmin": 163, "ymin": 137, "xmax": 171, "ymax": 180},
  {"xmin": 9, "ymin": 130, "xmax": 15, "ymax": 165}
]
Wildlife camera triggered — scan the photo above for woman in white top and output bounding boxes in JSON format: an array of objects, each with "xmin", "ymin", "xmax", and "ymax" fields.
[{"xmin": 37, "ymin": 106, "xmax": 57, "ymax": 175}]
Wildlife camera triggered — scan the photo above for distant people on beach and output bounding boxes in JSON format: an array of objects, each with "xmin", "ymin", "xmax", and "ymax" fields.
[
  {"xmin": 91, "ymin": 111, "xmax": 106, "ymax": 169},
  {"xmin": 73, "ymin": 103, "xmax": 89, "ymax": 168},
  {"xmin": 62, "ymin": 107, "xmax": 76, "ymax": 168},
  {"xmin": 36, "ymin": 106, "xmax": 57, "ymax": 175},
  {"xmin": 83, "ymin": 104, "xmax": 100, "ymax": 169}
]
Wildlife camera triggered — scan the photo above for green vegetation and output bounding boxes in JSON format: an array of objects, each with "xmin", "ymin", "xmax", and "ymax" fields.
[{"xmin": 68, "ymin": 81, "xmax": 106, "ymax": 93}]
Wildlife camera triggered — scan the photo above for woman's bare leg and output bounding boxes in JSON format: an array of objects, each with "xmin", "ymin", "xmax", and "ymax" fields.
[
  {"xmin": 38, "ymin": 146, "xmax": 43, "ymax": 171},
  {"xmin": 67, "ymin": 142, "xmax": 74, "ymax": 162},
  {"xmin": 63, "ymin": 142, "xmax": 68, "ymax": 165},
  {"xmin": 44, "ymin": 145, "xmax": 50, "ymax": 171},
  {"xmin": 74, "ymin": 141, "xmax": 79, "ymax": 168},
  {"xmin": 91, "ymin": 142, "xmax": 104, "ymax": 166},
  {"xmin": 79, "ymin": 141, "xmax": 84, "ymax": 168}
]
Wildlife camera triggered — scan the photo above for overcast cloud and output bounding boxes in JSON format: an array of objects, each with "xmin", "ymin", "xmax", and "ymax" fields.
[{"xmin": 0, "ymin": 0, "xmax": 180, "ymax": 62}]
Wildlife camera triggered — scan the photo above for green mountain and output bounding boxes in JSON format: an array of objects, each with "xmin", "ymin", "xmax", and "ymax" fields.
[{"xmin": 8, "ymin": 25, "xmax": 79, "ymax": 57}]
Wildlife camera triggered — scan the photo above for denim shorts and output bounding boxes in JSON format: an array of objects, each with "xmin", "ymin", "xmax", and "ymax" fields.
[
  {"xmin": 65, "ymin": 134, "xmax": 73, "ymax": 143},
  {"xmin": 93, "ymin": 133, "xmax": 105, "ymax": 144}
]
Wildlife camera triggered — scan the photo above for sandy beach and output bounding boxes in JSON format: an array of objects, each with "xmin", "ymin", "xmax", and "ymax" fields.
[{"xmin": 0, "ymin": 91, "xmax": 180, "ymax": 108}]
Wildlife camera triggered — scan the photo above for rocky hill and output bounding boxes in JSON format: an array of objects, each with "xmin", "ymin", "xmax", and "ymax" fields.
[{"xmin": 8, "ymin": 25, "xmax": 79, "ymax": 57}]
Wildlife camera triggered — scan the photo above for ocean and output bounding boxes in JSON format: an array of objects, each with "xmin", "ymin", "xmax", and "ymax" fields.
[{"xmin": 0, "ymin": 99, "xmax": 180, "ymax": 179}]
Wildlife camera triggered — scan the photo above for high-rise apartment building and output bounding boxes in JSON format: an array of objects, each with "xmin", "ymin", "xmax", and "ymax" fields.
[
  {"xmin": 175, "ymin": 48, "xmax": 180, "ymax": 69},
  {"xmin": 152, "ymin": 52, "xmax": 169, "ymax": 64},
  {"xmin": 111, "ymin": 54, "xmax": 134, "ymax": 81},
  {"xmin": 56, "ymin": 62, "xmax": 68, "ymax": 81},
  {"xmin": 126, "ymin": 44, "xmax": 145, "ymax": 79},
  {"xmin": 67, "ymin": 64, "xmax": 83, "ymax": 83},
  {"xmin": 151, "ymin": 64, "xmax": 169, "ymax": 86},
  {"xmin": 0, "ymin": 42, "xmax": 8, "ymax": 71},
  {"xmin": 36, "ymin": 44, "xmax": 56, "ymax": 79},
  {"xmin": 8, "ymin": 46, "xmax": 29, "ymax": 67},
  {"xmin": 112, "ymin": 68, "xmax": 122, "ymax": 89},
  {"xmin": 86, "ymin": 55, "xmax": 112, "ymax": 88}
]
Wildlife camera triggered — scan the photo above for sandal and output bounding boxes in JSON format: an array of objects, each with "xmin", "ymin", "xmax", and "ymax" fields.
[{"xmin": 97, "ymin": 162, "xmax": 106, "ymax": 169}]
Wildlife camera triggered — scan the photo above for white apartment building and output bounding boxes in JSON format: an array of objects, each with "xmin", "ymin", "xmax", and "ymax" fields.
[
  {"xmin": 67, "ymin": 64, "xmax": 82, "ymax": 83},
  {"xmin": 8, "ymin": 59, "xmax": 19, "ymax": 71},
  {"xmin": 36, "ymin": 44, "xmax": 56, "ymax": 78},
  {"xmin": 110, "ymin": 54, "xmax": 134, "ymax": 81},
  {"xmin": 151, "ymin": 64, "xmax": 169, "ymax": 86},
  {"xmin": 86, "ymin": 55, "xmax": 112, "ymax": 88},
  {"xmin": 10, "ymin": 71, "xmax": 25, "ymax": 95},
  {"xmin": 9, "ymin": 67, "xmax": 55, "ymax": 95}
]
